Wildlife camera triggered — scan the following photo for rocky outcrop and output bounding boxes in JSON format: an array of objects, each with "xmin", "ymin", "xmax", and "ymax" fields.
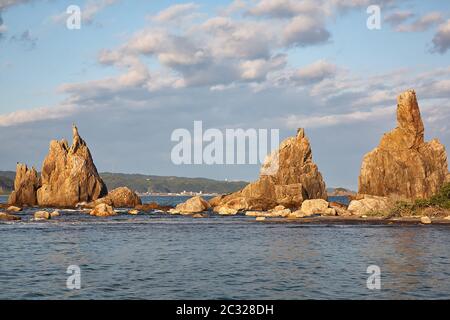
[
  {"xmin": 90, "ymin": 203, "xmax": 117, "ymax": 217},
  {"xmin": 359, "ymin": 90, "xmax": 449, "ymax": 199},
  {"xmin": 8, "ymin": 164, "xmax": 40, "ymax": 207},
  {"xmin": 0, "ymin": 212, "xmax": 21, "ymax": 221},
  {"xmin": 214, "ymin": 129, "xmax": 327, "ymax": 211},
  {"xmin": 348, "ymin": 195, "xmax": 391, "ymax": 216},
  {"xmin": 168, "ymin": 196, "xmax": 211, "ymax": 215},
  {"xmin": 37, "ymin": 125, "xmax": 108, "ymax": 207},
  {"xmin": 135, "ymin": 202, "xmax": 173, "ymax": 212},
  {"xmin": 93, "ymin": 187, "xmax": 142, "ymax": 208}
]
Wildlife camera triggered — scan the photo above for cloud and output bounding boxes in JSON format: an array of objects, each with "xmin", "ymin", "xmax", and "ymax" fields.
[
  {"xmin": 52, "ymin": 0, "xmax": 119, "ymax": 25},
  {"xmin": 0, "ymin": 0, "xmax": 32, "ymax": 11},
  {"xmin": 152, "ymin": 2, "xmax": 199, "ymax": 22},
  {"xmin": 384, "ymin": 11, "xmax": 414, "ymax": 27},
  {"xmin": 293, "ymin": 60, "xmax": 337, "ymax": 85},
  {"xmin": 282, "ymin": 106, "xmax": 395, "ymax": 129},
  {"xmin": 247, "ymin": 0, "xmax": 320, "ymax": 18},
  {"xmin": 282, "ymin": 15, "xmax": 330, "ymax": 47},
  {"xmin": 9, "ymin": 29, "xmax": 37, "ymax": 49},
  {"xmin": 394, "ymin": 12, "xmax": 443, "ymax": 32},
  {"xmin": 0, "ymin": 104, "xmax": 78, "ymax": 127},
  {"xmin": 431, "ymin": 19, "xmax": 450, "ymax": 54}
]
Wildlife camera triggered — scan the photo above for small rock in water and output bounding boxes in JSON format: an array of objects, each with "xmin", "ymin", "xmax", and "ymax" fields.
[
  {"xmin": 420, "ymin": 216, "xmax": 432, "ymax": 224},
  {"xmin": 50, "ymin": 210, "xmax": 60, "ymax": 218},
  {"xmin": 7, "ymin": 206, "xmax": 22, "ymax": 212},
  {"xmin": 128, "ymin": 209, "xmax": 139, "ymax": 215},
  {"xmin": 192, "ymin": 213, "xmax": 207, "ymax": 218},
  {"xmin": 90, "ymin": 203, "xmax": 117, "ymax": 217},
  {"xmin": 0, "ymin": 212, "xmax": 21, "ymax": 221},
  {"xmin": 444, "ymin": 216, "xmax": 450, "ymax": 221},
  {"xmin": 256, "ymin": 217, "xmax": 266, "ymax": 221},
  {"xmin": 34, "ymin": 211, "xmax": 51, "ymax": 220}
]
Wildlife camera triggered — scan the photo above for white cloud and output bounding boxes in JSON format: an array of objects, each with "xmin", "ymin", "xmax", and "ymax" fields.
[
  {"xmin": 152, "ymin": 2, "xmax": 199, "ymax": 22},
  {"xmin": 0, "ymin": 104, "xmax": 78, "ymax": 127},
  {"xmin": 394, "ymin": 12, "xmax": 443, "ymax": 32},
  {"xmin": 52, "ymin": 0, "xmax": 119, "ymax": 25},
  {"xmin": 293, "ymin": 60, "xmax": 337, "ymax": 85},
  {"xmin": 282, "ymin": 15, "xmax": 330, "ymax": 47}
]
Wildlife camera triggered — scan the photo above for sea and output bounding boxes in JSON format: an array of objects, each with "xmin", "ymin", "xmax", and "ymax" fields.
[{"xmin": 1, "ymin": 195, "xmax": 450, "ymax": 300}]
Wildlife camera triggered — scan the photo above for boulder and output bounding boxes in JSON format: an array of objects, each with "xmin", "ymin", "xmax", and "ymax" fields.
[
  {"xmin": 8, "ymin": 164, "xmax": 40, "ymax": 207},
  {"xmin": 169, "ymin": 196, "xmax": 211, "ymax": 215},
  {"xmin": 214, "ymin": 206, "xmax": 239, "ymax": 215},
  {"xmin": 0, "ymin": 212, "xmax": 21, "ymax": 221},
  {"xmin": 90, "ymin": 203, "xmax": 117, "ymax": 217},
  {"xmin": 420, "ymin": 216, "xmax": 432, "ymax": 224},
  {"xmin": 96, "ymin": 187, "xmax": 142, "ymax": 208},
  {"xmin": 7, "ymin": 206, "xmax": 22, "ymax": 212},
  {"xmin": 34, "ymin": 211, "xmax": 51, "ymax": 220},
  {"xmin": 37, "ymin": 125, "xmax": 108, "ymax": 208},
  {"xmin": 359, "ymin": 90, "xmax": 449, "ymax": 199},
  {"xmin": 215, "ymin": 129, "xmax": 327, "ymax": 211},
  {"xmin": 348, "ymin": 195, "xmax": 391, "ymax": 215},
  {"xmin": 135, "ymin": 202, "xmax": 173, "ymax": 212},
  {"xmin": 50, "ymin": 210, "xmax": 60, "ymax": 218},
  {"xmin": 300, "ymin": 199, "xmax": 329, "ymax": 215}
]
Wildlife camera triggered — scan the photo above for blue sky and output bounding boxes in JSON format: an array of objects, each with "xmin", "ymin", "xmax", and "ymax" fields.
[{"xmin": 0, "ymin": 0, "xmax": 449, "ymax": 189}]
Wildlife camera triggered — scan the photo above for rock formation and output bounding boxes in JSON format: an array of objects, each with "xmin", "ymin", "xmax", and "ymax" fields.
[
  {"xmin": 8, "ymin": 164, "xmax": 40, "ymax": 207},
  {"xmin": 213, "ymin": 128, "xmax": 327, "ymax": 211},
  {"xmin": 91, "ymin": 187, "xmax": 142, "ymax": 208},
  {"xmin": 359, "ymin": 90, "xmax": 449, "ymax": 199},
  {"xmin": 168, "ymin": 196, "xmax": 211, "ymax": 215},
  {"xmin": 36, "ymin": 125, "xmax": 108, "ymax": 207}
]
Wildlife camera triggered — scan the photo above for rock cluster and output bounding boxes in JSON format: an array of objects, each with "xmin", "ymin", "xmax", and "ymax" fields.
[
  {"xmin": 212, "ymin": 129, "xmax": 327, "ymax": 212},
  {"xmin": 359, "ymin": 90, "xmax": 449, "ymax": 199},
  {"xmin": 90, "ymin": 187, "xmax": 142, "ymax": 208},
  {"xmin": 8, "ymin": 125, "xmax": 108, "ymax": 208}
]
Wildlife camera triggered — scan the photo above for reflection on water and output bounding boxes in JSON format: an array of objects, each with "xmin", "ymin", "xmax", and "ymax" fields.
[{"xmin": 1, "ymin": 195, "xmax": 449, "ymax": 299}]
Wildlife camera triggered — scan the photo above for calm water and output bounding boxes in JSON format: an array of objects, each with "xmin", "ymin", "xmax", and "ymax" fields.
[{"xmin": 1, "ymin": 195, "xmax": 450, "ymax": 300}]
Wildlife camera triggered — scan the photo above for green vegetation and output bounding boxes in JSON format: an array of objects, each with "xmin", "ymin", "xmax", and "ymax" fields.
[
  {"xmin": 390, "ymin": 183, "xmax": 450, "ymax": 217},
  {"xmin": 100, "ymin": 172, "xmax": 248, "ymax": 194}
]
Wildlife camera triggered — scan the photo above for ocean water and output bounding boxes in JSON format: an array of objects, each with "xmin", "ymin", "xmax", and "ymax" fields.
[{"xmin": 1, "ymin": 195, "xmax": 450, "ymax": 300}]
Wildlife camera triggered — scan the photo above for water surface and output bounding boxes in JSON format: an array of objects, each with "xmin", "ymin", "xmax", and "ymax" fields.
[{"xmin": 1, "ymin": 195, "xmax": 449, "ymax": 299}]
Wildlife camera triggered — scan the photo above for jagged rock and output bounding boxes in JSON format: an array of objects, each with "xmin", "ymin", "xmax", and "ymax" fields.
[
  {"xmin": 168, "ymin": 196, "xmax": 211, "ymax": 215},
  {"xmin": 34, "ymin": 211, "xmax": 51, "ymax": 220},
  {"xmin": 0, "ymin": 212, "xmax": 21, "ymax": 221},
  {"xmin": 209, "ymin": 195, "xmax": 225, "ymax": 207},
  {"xmin": 94, "ymin": 187, "xmax": 142, "ymax": 208},
  {"xmin": 359, "ymin": 90, "xmax": 449, "ymax": 199},
  {"xmin": 348, "ymin": 195, "xmax": 391, "ymax": 215},
  {"xmin": 37, "ymin": 125, "xmax": 108, "ymax": 207},
  {"xmin": 90, "ymin": 203, "xmax": 117, "ymax": 217},
  {"xmin": 215, "ymin": 129, "xmax": 327, "ymax": 211},
  {"xmin": 8, "ymin": 164, "xmax": 40, "ymax": 207}
]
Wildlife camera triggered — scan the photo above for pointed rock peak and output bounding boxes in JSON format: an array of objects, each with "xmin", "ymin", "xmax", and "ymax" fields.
[
  {"xmin": 296, "ymin": 128, "xmax": 305, "ymax": 139},
  {"xmin": 397, "ymin": 89, "xmax": 424, "ymax": 137},
  {"xmin": 71, "ymin": 124, "xmax": 85, "ymax": 151}
]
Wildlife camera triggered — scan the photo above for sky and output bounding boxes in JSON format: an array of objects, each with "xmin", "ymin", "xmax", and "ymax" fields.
[{"xmin": 0, "ymin": 0, "xmax": 449, "ymax": 190}]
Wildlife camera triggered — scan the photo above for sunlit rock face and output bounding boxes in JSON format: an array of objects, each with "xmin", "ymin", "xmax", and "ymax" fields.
[
  {"xmin": 213, "ymin": 128, "xmax": 327, "ymax": 211},
  {"xmin": 36, "ymin": 125, "xmax": 108, "ymax": 207},
  {"xmin": 8, "ymin": 163, "xmax": 40, "ymax": 206},
  {"xmin": 359, "ymin": 89, "xmax": 449, "ymax": 199}
]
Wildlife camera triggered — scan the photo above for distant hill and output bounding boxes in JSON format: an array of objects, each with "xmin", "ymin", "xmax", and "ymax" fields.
[
  {"xmin": 0, "ymin": 170, "xmax": 248, "ymax": 195},
  {"xmin": 0, "ymin": 171, "xmax": 14, "ymax": 195},
  {"xmin": 327, "ymin": 187, "xmax": 356, "ymax": 197},
  {"xmin": 100, "ymin": 172, "xmax": 248, "ymax": 194}
]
